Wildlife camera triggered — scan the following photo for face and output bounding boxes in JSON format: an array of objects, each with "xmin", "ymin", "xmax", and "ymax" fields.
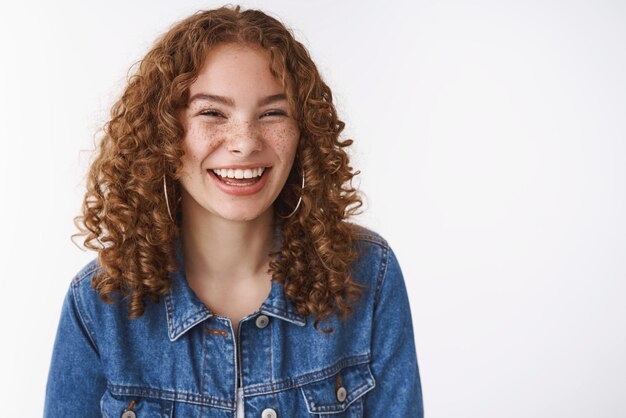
[{"xmin": 179, "ymin": 42, "xmax": 300, "ymax": 223}]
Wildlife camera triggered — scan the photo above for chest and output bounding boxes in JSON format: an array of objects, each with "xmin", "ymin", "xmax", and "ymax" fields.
[{"xmin": 98, "ymin": 307, "xmax": 375, "ymax": 418}]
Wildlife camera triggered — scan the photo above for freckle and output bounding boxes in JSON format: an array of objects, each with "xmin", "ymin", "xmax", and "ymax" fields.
[{"xmin": 273, "ymin": 128, "xmax": 298, "ymax": 154}]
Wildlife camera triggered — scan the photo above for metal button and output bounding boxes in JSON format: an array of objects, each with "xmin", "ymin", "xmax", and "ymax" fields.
[
  {"xmin": 256, "ymin": 315, "xmax": 270, "ymax": 329},
  {"xmin": 336, "ymin": 386, "xmax": 347, "ymax": 402},
  {"xmin": 121, "ymin": 411, "xmax": 136, "ymax": 418},
  {"xmin": 261, "ymin": 407, "xmax": 277, "ymax": 418}
]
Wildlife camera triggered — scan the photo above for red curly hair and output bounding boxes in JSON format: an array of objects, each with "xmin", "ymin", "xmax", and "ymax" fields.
[{"xmin": 73, "ymin": 5, "xmax": 366, "ymax": 332}]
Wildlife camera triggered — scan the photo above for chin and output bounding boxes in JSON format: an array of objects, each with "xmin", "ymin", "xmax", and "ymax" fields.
[
  {"xmin": 223, "ymin": 213, "xmax": 261, "ymax": 223},
  {"xmin": 212, "ymin": 206, "xmax": 272, "ymax": 223}
]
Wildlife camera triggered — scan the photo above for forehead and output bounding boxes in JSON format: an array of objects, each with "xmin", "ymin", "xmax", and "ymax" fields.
[{"xmin": 189, "ymin": 43, "xmax": 285, "ymax": 96}]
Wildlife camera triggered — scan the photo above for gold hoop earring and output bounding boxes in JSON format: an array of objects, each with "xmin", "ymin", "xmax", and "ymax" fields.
[
  {"xmin": 279, "ymin": 169, "xmax": 305, "ymax": 219},
  {"xmin": 163, "ymin": 174, "xmax": 180, "ymax": 223}
]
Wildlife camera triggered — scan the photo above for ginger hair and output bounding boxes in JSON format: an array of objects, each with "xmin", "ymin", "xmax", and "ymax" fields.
[{"xmin": 73, "ymin": 5, "xmax": 365, "ymax": 332}]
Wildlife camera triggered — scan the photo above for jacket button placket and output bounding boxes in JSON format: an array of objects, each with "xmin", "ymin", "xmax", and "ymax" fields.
[
  {"xmin": 203, "ymin": 318, "xmax": 238, "ymax": 409},
  {"xmin": 255, "ymin": 314, "xmax": 275, "ymax": 416}
]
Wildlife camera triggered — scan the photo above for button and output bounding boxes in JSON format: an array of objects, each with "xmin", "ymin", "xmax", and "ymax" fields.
[
  {"xmin": 336, "ymin": 386, "xmax": 347, "ymax": 402},
  {"xmin": 261, "ymin": 407, "xmax": 277, "ymax": 418},
  {"xmin": 121, "ymin": 411, "xmax": 136, "ymax": 418},
  {"xmin": 255, "ymin": 315, "xmax": 270, "ymax": 328}
]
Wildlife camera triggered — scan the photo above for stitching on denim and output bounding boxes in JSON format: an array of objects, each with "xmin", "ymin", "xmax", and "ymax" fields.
[
  {"xmin": 269, "ymin": 317, "xmax": 274, "ymax": 391},
  {"xmin": 231, "ymin": 319, "xmax": 238, "ymax": 413},
  {"xmin": 269, "ymin": 316, "xmax": 280, "ymax": 409},
  {"xmin": 260, "ymin": 304, "xmax": 306, "ymax": 326},
  {"xmin": 71, "ymin": 281, "xmax": 101, "ymax": 357},
  {"xmin": 374, "ymin": 242, "xmax": 390, "ymax": 307},
  {"xmin": 354, "ymin": 234, "xmax": 386, "ymax": 248},
  {"xmin": 72, "ymin": 261, "xmax": 101, "ymax": 285},
  {"xmin": 244, "ymin": 353, "xmax": 371, "ymax": 395},
  {"xmin": 199, "ymin": 323, "xmax": 208, "ymax": 418},
  {"xmin": 108, "ymin": 384, "xmax": 233, "ymax": 408},
  {"xmin": 351, "ymin": 224, "xmax": 387, "ymax": 247},
  {"xmin": 309, "ymin": 380, "xmax": 371, "ymax": 409},
  {"xmin": 164, "ymin": 398, "xmax": 174, "ymax": 418},
  {"xmin": 361, "ymin": 363, "xmax": 376, "ymax": 406},
  {"xmin": 299, "ymin": 363, "xmax": 375, "ymax": 413},
  {"xmin": 358, "ymin": 369, "xmax": 376, "ymax": 412},
  {"xmin": 164, "ymin": 290, "xmax": 175, "ymax": 339},
  {"xmin": 165, "ymin": 298, "xmax": 211, "ymax": 341}
]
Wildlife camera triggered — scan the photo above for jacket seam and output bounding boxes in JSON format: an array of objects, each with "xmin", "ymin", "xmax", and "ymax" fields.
[
  {"xmin": 245, "ymin": 353, "xmax": 371, "ymax": 395},
  {"xmin": 71, "ymin": 279, "xmax": 101, "ymax": 357},
  {"xmin": 353, "ymin": 234, "xmax": 387, "ymax": 248},
  {"xmin": 72, "ymin": 261, "xmax": 101, "ymax": 285},
  {"xmin": 107, "ymin": 384, "xmax": 234, "ymax": 409},
  {"xmin": 373, "ymin": 241, "xmax": 390, "ymax": 307},
  {"xmin": 105, "ymin": 361, "xmax": 375, "ymax": 409},
  {"xmin": 105, "ymin": 357, "xmax": 371, "ymax": 407},
  {"xmin": 303, "ymin": 379, "xmax": 371, "ymax": 408}
]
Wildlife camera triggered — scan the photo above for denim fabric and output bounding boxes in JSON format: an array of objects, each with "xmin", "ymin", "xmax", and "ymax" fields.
[{"xmin": 44, "ymin": 226, "xmax": 424, "ymax": 417}]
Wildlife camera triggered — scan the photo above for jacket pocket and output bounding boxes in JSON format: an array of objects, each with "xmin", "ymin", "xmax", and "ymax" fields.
[
  {"xmin": 100, "ymin": 389, "xmax": 174, "ymax": 418},
  {"xmin": 300, "ymin": 362, "xmax": 376, "ymax": 417}
]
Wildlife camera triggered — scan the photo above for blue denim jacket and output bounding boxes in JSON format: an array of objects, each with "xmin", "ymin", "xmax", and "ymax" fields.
[{"xmin": 44, "ymin": 226, "xmax": 424, "ymax": 417}]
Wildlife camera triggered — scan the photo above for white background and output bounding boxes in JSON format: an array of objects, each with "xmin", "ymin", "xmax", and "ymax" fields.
[{"xmin": 1, "ymin": 1, "xmax": 625, "ymax": 417}]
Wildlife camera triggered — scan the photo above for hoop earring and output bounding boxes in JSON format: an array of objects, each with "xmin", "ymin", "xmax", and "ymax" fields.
[
  {"xmin": 163, "ymin": 174, "xmax": 180, "ymax": 223},
  {"xmin": 279, "ymin": 169, "xmax": 305, "ymax": 219}
]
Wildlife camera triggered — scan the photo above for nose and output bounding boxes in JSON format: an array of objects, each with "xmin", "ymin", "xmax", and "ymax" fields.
[{"xmin": 226, "ymin": 120, "xmax": 263, "ymax": 157}]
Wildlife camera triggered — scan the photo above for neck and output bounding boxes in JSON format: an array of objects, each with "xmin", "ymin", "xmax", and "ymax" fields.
[{"xmin": 180, "ymin": 198, "xmax": 277, "ymax": 287}]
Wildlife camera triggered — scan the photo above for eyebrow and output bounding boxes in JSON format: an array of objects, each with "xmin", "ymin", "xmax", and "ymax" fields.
[{"xmin": 188, "ymin": 93, "xmax": 288, "ymax": 107}]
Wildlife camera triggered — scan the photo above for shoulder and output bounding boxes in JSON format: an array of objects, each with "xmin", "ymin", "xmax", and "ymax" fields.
[
  {"xmin": 346, "ymin": 222, "xmax": 403, "ymax": 303},
  {"xmin": 69, "ymin": 258, "xmax": 104, "ymax": 313},
  {"xmin": 348, "ymin": 222, "xmax": 391, "ymax": 272},
  {"xmin": 67, "ymin": 258, "xmax": 138, "ymax": 337},
  {"xmin": 69, "ymin": 258, "xmax": 115, "ymax": 314},
  {"xmin": 350, "ymin": 224, "xmax": 406, "ymax": 303},
  {"xmin": 349, "ymin": 222, "xmax": 389, "ymax": 249},
  {"xmin": 71, "ymin": 258, "xmax": 102, "ymax": 287},
  {"xmin": 55, "ymin": 258, "xmax": 106, "ymax": 352}
]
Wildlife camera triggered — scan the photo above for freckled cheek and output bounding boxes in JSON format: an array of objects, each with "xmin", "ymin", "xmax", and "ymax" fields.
[
  {"xmin": 181, "ymin": 125, "xmax": 223, "ymax": 170},
  {"xmin": 261, "ymin": 124, "xmax": 300, "ymax": 157}
]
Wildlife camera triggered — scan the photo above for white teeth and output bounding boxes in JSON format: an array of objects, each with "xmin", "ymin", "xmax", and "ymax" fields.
[{"xmin": 212, "ymin": 167, "xmax": 265, "ymax": 179}]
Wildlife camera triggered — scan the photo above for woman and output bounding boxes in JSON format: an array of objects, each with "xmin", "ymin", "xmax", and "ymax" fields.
[{"xmin": 44, "ymin": 5, "xmax": 423, "ymax": 417}]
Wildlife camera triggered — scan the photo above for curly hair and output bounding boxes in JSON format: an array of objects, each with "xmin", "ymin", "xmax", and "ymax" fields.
[{"xmin": 73, "ymin": 5, "xmax": 366, "ymax": 332}]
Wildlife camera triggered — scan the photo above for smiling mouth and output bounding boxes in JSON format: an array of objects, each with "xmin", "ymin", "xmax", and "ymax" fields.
[{"xmin": 207, "ymin": 167, "xmax": 271, "ymax": 186}]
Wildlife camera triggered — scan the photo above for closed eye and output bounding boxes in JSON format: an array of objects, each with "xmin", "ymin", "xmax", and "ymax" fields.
[
  {"xmin": 199, "ymin": 109, "xmax": 223, "ymax": 117},
  {"xmin": 198, "ymin": 109, "xmax": 288, "ymax": 118},
  {"xmin": 263, "ymin": 110, "xmax": 289, "ymax": 119}
]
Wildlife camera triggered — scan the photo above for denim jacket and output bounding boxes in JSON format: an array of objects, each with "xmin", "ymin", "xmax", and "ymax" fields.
[{"xmin": 44, "ymin": 226, "xmax": 424, "ymax": 417}]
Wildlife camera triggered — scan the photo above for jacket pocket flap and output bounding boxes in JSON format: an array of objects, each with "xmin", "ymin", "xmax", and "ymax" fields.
[
  {"xmin": 100, "ymin": 389, "xmax": 171, "ymax": 418},
  {"xmin": 300, "ymin": 362, "xmax": 376, "ymax": 414}
]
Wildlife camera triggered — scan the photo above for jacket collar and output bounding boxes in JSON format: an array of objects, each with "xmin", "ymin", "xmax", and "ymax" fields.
[{"xmin": 165, "ymin": 226, "xmax": 307, "ymax": 342}]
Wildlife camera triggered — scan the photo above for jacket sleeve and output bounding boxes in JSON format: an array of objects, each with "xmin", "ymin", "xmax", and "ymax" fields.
[
  {"xmin": 363, "ymin": 245, "xmax": 424, "ymax": 417},
  {"xmin": 44, "ymin": 281, "xmax": 107, "ymax": 417}
]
